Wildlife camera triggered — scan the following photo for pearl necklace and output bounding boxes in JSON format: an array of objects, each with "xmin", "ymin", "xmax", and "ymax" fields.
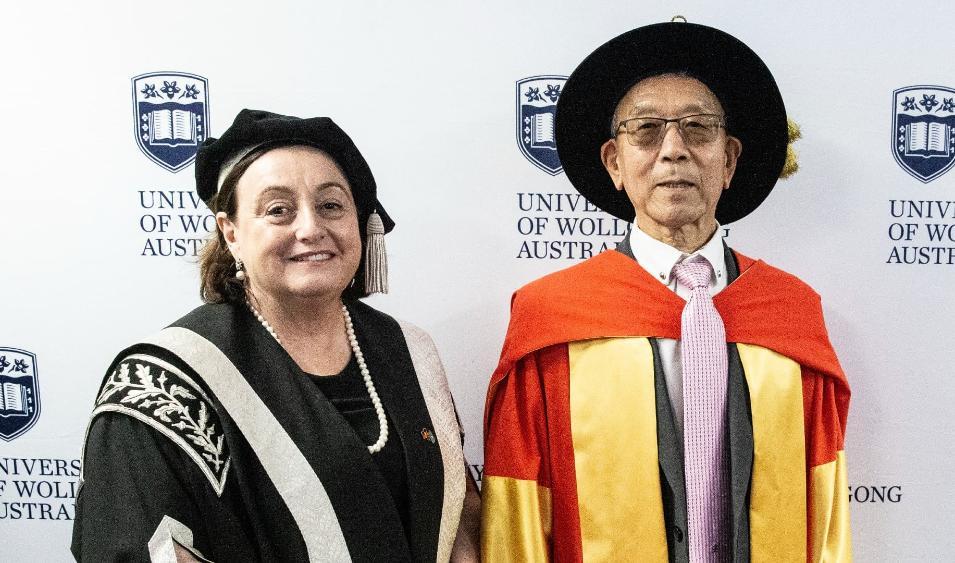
[{"xmin": 246, "ymin": 299, "xmax": 389, "ymax": 454}]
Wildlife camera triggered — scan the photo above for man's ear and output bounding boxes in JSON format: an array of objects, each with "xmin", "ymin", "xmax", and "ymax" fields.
[
  {"xmin": 600, "ymin": 138, "xmax": 625, "ymax": 191},
  {"xmin": 722, "ymin": 136, "xmax": 742, "ymax": 189}
]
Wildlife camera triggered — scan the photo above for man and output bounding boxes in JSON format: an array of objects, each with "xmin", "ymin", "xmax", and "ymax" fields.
[{"xmin": 482, "ymin": 21, "xmax": 851, "ymax": 562}]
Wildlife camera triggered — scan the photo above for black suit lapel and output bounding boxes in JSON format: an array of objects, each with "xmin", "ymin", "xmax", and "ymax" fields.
[
  {"xmin": 615, "ymin": 229, "xmax": 635, "ymax": 259},
  {"xmin": 723, "ymin": 244, "xmax": 754, "ymax": 561},
  {"xmin": 652, "ymin": 338, "xmax": 689, "ymax": 562}
]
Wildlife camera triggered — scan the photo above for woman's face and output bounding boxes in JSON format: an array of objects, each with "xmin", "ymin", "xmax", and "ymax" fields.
[{"xmin": 217, "ymin": 145, "xmax": 362, "ymax": 306}]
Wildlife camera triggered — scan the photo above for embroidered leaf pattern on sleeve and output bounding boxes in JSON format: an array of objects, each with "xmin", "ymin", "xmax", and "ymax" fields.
[{"xmin": 94, "ymin": 358, "xmax": 229, "ymax": 483}]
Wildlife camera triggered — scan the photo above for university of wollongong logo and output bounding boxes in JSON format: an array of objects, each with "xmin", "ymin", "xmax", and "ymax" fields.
[
  {"xmin": 0, "ymin": 348, "xmax": 40, "ymax": 441},
  {"xmin": 892, "ymin": 85, "xmax": 955, "ymax": 183},
  {"xmin": 516, "ymin": 76, "xmax": 567, "ymax": 175},
  {"xmin": 132, "ymin": 72, "xmax": 210, "ymax": 173}
]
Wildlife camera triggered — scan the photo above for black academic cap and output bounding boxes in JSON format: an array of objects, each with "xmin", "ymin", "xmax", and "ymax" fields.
[
  {"xmin": 195, "ymin": 109, "xmax": 393, "ymax": 233},
  {"xmin": 555, "ymin": 22, "xmax": 788, "ymax": 224}
]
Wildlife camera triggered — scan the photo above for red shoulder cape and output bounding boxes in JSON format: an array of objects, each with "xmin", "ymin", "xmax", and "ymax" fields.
[{"xmin": 491, "ymin": 249, "xmax": 846, "ymax": 391}]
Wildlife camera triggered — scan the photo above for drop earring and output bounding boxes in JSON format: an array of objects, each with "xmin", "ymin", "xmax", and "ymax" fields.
[{"xmin": 235, "ymin": 258, "xmax": 247, "ymax": 282}]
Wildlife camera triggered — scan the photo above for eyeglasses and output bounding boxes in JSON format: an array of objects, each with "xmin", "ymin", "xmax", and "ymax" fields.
[{"xmin": 614, "ymin": 113, "xmax": 726, "ymax": 148}]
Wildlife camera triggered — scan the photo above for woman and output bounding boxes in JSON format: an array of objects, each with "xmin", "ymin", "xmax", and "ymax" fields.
[{"xmin": 72, "ymin": 109, "xmax": 480, "ymax": 562}]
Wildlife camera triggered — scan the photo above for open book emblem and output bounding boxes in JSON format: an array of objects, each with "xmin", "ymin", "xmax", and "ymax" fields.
[
  {"xmin": 892, "ymin": 85, "xmax": 955, "ymax": 183},
  {"xmin": 0, "ymin": 348, "xmax": 40, "ymax": 442},
  {"xmin": 517, "ymin": 76, "xmax": 567, "ymax": 175},
  {"xmin": 132, "ymin": 72, "xmax": 210, "ymax": 173}
]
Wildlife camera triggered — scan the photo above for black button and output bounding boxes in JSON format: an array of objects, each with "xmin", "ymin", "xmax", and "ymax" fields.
[{"xmin": 674, "ymin": 526, "xmax": 684, "ymax": 542}]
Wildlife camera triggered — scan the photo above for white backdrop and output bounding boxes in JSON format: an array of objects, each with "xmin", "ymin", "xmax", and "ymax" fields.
[{"xmin": 1, "ymin": 1, "xmax": 953, "ymax": 560}]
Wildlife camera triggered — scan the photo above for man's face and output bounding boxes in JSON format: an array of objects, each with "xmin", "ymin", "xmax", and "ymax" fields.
[{"xmin": 600, "ymin": 74, "xmax": 741, "ymax": 237}]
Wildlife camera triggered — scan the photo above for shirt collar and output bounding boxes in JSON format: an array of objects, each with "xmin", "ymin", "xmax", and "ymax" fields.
[{"xmin": 628, "ymin": 223, "xmax": 726, "ymax": 285}]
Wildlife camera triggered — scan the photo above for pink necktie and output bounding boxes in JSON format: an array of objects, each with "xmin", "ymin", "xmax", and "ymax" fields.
[{"xmin": 673, "ymin": 257, "xmax": 729, "ymax": 562}]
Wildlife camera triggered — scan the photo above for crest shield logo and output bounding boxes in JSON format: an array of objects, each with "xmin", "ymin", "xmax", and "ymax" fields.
[
  {"xmin": 133, "ymin": 72, "xmax": 209, "ymax": 173},
  {"xmin": 517, "ymin": 76, "xmax": 567, "ymax": 175},
  {"xmin": 892, "ymin": 85, "xmax": 955, "ymax": 183},
  {"xmin": 0, "ymin": 348, "xmax": 40, "ymax": 441}
]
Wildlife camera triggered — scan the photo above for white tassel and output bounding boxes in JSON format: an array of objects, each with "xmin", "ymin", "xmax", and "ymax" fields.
[{"xmin": 364, "ymin": 211, "xmax": 388, "ymax": 294}]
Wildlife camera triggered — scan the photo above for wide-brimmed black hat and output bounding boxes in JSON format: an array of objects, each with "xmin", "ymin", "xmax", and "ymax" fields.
[
  {"xmin": 555, "ymin": 22, "xmax": 787, "ymax": 224},
  {"xmin": 195, "ymin": 109, "xmax": 394, "ymax": 233}
]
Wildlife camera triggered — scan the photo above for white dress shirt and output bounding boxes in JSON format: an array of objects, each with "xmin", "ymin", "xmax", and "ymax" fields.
[{"xmin": 628, "ymin": 224, "xmax": 727, "ymax": 436}]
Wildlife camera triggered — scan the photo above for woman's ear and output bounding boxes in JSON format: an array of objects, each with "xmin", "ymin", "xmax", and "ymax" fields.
[{"xmin": 216, "ymin": 212, "xmax": 239, "ymax": 256}]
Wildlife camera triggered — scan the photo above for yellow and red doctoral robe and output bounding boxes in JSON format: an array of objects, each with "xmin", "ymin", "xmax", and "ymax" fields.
[{"xmin": 482, "ymin": 249, "xmax": 851, "ymax": 562}]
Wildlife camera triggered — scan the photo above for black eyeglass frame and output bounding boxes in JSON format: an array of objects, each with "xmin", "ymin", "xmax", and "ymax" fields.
[{"xmin": 613, "ymin": 113, "xmax": 727, "ymax": 147}]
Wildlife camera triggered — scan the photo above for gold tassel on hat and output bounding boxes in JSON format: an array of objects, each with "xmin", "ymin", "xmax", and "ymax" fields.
[
  {"xmin": 780, "ymin": 118, "xmax": 802, "ymax": 179},
  {"xmin": 364, "ymin": 211, "xmax": 388, "ymax": 294}
]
